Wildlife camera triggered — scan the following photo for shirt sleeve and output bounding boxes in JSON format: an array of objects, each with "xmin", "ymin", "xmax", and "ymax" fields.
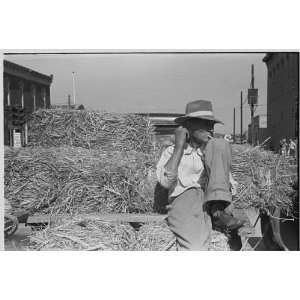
[{"xmin": 156, "ymin": 146, "xmax": 178, "ymax": 189}]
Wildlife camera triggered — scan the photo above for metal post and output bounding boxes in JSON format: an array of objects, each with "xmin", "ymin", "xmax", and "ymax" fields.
[
  {"xmin": 240, "ymin": 91, "xmax": 243, "ymax": 143},
  {"xmin": 251, "ymin": 104, "xmax": 254, "ymax": 145},
  {"xmin": 72, "ymin": 72, "xmax": 76, "ymax": 106},
  {"xmin": 68, "ymin": 94, "xmax": 71, "ymax": 109},
  {"xmin": 233, "ymin": 108, "xmax": 236, "ymax": 143},
  {"xmin": 31, "ymin": 84, "xmax": 36, "ymax": 111}
]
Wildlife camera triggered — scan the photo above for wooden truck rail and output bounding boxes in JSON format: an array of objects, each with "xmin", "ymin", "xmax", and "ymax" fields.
[{"xmin": 6, "ymin": 206, "xmax": 297, "ymax": 251}]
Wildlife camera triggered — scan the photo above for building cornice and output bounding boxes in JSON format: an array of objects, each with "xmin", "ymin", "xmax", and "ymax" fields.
[{"xmin": 4, "ymin": 60, "xmax": 53, "ymax": 86}]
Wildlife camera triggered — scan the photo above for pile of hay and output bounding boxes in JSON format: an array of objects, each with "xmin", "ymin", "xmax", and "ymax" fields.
[
  {"xmin": 232, "ymin": 144, "xmax": 297, "ymax": 215},
  {"xmin": 27, "ymin": 109, "xmax": 155, "ymax": 153},
  {"xmin": 209, "ymin": 230, "xmax": 230, "ymax": 251},
  {"xmin": 5, "ymin": 109, "xmax": 161, "ymax": 215},
  {"xmin": 28, "ymin": 220, "xmax": 138, "ymax": 251},
  {"xmin": 5, "ymin": 146, "xmax": 157, "ymax": 215},
  {"xmin": 27, "ymin": 218, "xmax": 230, "ymax": 251},
  {"xmin": 5, "ymin": 139, "xmax": 296, "ymax": 217},
  {"xmin": 5, "ymin": 106, "xmax": 296, "ymax": 251}
]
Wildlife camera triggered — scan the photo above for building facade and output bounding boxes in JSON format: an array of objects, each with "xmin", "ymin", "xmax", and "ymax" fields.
[
  {"xmin": 247, "ymin": 114, "xmax": 268, "ymax": 145},
  {"xmin": 3, "ymin": 60, "xmax": 53, "ymax": 146},
  {"xmin": 263, "ymin": 53, "xmax": 299, "ymax": 151}
]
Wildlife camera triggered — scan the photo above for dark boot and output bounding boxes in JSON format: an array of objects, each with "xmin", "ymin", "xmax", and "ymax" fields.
[
  {"xmin": 212, "ymin": 210, "xmax": 245, "ymax": 231},
  {"xmin": 207, "ymin": 201, "xmax": 245, "ymax": 231}
]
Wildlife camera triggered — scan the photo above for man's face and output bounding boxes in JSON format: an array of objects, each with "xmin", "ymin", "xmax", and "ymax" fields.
[{"xmin": 186, "ymin": 118, "xmax": 214, "ymax": 144}]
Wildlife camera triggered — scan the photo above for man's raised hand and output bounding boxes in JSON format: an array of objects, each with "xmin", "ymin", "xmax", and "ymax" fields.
[{"xmin": 174, "ymin": 126, "xmax": 189, "ymax": 150}]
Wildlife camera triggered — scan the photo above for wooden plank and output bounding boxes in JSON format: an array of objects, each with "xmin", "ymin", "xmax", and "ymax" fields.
[
  {"xmin": 244, "ymin": 208, "xmax": 262, "ymax": 238},
  {"xmin": 233, "ymin": 208, "xmax": 262, "ymax": 238},
  {"xmin": 27, "ymin": 213, "xmax": 168, "ymax": 225}
]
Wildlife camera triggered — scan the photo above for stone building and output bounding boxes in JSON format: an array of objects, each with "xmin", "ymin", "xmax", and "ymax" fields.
[
  {"xmin": 3, "ymin": 60, "xmax": 53, "ymax": 146},
  {"xmin": 263, "ymin": 53, "xmax": 299, "ymax": 151}
]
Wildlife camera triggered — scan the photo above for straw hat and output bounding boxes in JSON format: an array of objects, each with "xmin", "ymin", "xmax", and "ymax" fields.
[{"xmin": 174, "ymin": 100, "xmax": 223, "ymax": 124}]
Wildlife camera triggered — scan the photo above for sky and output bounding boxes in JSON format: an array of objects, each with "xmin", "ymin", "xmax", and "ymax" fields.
[{"xmin": 5, "ymin": 52, "xmax": 268, "ymax": 134}]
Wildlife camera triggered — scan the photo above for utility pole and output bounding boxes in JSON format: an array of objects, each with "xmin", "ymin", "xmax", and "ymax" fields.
[
  {"xmin": 68, "ymin": 94, "xmax": 71, "ymax": 109},
  {"xmin": 233, "ymin": 107, "xmax": 236, "ymax": 143},
  {"xmin": 72, "ymin": 72, "xmax": 76, "ymax": 106},
  {"xmin": 240, "ymin": 91, "xmax": 243, "ymax": 143},
  {"xmin": 248, "ymin": 64, "xmax": 258, "ymax": 146},
  {"xmin": 250, "ymin": 65, "xmax": 255, "ymax": 145},
  {"xmin": 251, "ymin": 64, "xmax": 255, "ymax": 88}
]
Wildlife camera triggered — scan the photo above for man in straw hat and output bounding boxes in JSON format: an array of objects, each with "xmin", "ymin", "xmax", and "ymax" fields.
[{"xmin": 156, "ymin": 100, "xmax": 244, "ymax": 250}]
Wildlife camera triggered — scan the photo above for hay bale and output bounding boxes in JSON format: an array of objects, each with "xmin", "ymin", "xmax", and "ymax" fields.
[
  {"xmin": 209, "ymin": 230, "xmax": 230, "ymax": 251},
  {"xmin": 136, "ymin": 223, "xmax": 229, "ymax": 251},
  {"xmin": 27, "ymin": 219, "xmax": 230, "ymax": 251},
  {"xmin": 232, "ymin": 144, "xmax": 297, "ymax": 214},
  {"xmin": 28, "ymin": 219, "xmax": 137, "ymax": 251},
  {"xmin": 27, "ymin": 109, "xmax": 156, "ymax": 153},
  {"xmin": 6, "ymin": 141, "xmax": 296, "ymax": 219},
  {"xmin": 5, "ymin": 146, "xmax": 157, "ymax": 214},
  {"xmin": 135, "ymin": 222, "xmax": 175, "ymax": 251}
]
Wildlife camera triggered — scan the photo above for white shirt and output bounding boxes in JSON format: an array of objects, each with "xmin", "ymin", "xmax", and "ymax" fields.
[
  {"xmin": 156, "ymin": 144, "xmax": 205, "ymax": 199},
  {"xmin": 156, "ymin": 143, "xmax": 238, "ymax": 199}
]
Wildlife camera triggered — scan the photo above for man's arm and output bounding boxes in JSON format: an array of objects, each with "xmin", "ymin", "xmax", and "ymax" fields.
[
  {"xmin": 156, "ymin": 126, "xmax": 188, "ymax": 189},
  {"xmin": 164, "ymin": 126, "xmax": 188, "ymax": 173}
]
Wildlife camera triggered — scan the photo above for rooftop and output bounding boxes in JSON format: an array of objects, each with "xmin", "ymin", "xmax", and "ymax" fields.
[{"xmin": 4, "ymin": 60, "xmax": 53, "ymax": 85}]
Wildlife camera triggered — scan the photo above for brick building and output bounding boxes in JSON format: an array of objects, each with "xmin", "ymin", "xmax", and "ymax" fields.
[
  {"xmin": 263, "ymin": 53, "xmax": 299, "ymax": 151},
  {"xmin": 3, "ymin": 60, "xmax": 53, "ymax": 146}
]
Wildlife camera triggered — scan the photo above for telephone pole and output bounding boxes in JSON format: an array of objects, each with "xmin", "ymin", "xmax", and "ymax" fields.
[
  {"xmin": 250, "ymin": 65, "xmax": 255, "ymax": 144},
  {"xmin": 68, "ymin": 94, "xmax": 71, "ymax": 109},
  {"xmin": 240, "ymin": 91, "xmax": 243, "ymax": 143},
  {"xmin": 248, "ymin": 64, "xmax": 258, "ymax": 145},
  {"xmin": 233, "ymin": 107, "xmax": 236, "ymax": 143},
  {"xmin": 72, "ymin": 72, "xmax": 76, "ymax": 106}
]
